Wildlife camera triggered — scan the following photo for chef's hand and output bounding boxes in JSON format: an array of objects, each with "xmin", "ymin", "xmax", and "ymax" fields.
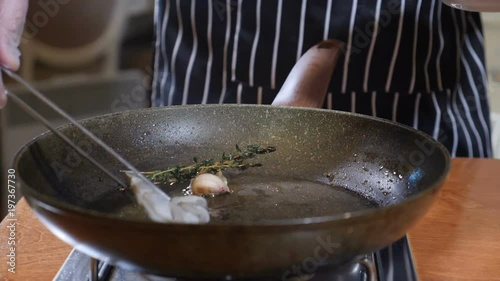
[
  {"xmin": 0, "ymin": 0, "xmax": 29, "ymax": 108},
  {"xmin": 272, "ymin": 39, "xmax": 344, "ymax": 108}
]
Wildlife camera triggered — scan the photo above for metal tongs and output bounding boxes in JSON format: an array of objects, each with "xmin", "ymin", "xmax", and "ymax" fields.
[{"xmin": 2, "ymin": 68, "xmax": 210, "ymax": 224}]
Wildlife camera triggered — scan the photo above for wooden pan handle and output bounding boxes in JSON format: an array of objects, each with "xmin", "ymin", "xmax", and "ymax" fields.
[{"xmin": 272, "ymin": 39, "xmax": 344, "ymax": 108}]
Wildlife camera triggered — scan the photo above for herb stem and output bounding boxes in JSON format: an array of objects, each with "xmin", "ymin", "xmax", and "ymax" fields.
[{"xmin": 122, "ymin": 144, "xmax": 276, "ymax": 185}]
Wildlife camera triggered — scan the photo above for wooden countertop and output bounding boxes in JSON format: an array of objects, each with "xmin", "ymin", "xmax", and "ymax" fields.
[{"xmin": 0, "ymin": 158, "xmax": 499, "ymax": 281}]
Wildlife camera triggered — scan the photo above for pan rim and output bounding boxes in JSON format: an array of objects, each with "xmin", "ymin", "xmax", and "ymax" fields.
[{"xmin": 14, "ymin": 104, "xmax": 452, "ymax": 227}]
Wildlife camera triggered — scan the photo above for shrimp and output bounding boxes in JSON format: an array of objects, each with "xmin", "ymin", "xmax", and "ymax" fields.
[{"xmin": 125, "ymin": 171, "xmax": 210, "ymax": 224}]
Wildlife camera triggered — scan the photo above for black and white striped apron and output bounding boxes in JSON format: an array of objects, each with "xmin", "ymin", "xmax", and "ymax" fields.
[{"xmin": 150, "ymin": 0, "xmax": 493, "ymax": 158}]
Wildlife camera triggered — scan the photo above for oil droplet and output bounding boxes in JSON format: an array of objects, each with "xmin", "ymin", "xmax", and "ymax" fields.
[
  {"xmin": 323, "ymin": 172, "xmax": 334, "ymax": 178},
  {"xmin": 393, "ymin": 171, "xmax": 397, "ymax": 175},
  {"xmin": 382, "ymin": 191, "xmax": 390, "ymax": 196},
  {"xmin": 152, "ymin": 123, "xmax": 156, "ymax": 127},
  {"xmin": 398, "ymin": 174, "xmax": 403, "ymax": 179},
  {"xmin": 362, "ymin": 166, "xmax": 369, "ymax": 172},
  {"xmin": 353, "ymin": 153, "xmax": 358, "ymax": 157},
  {"xmin": 379, "ymin": 166, "xmax": 384, "ymax": 171}
]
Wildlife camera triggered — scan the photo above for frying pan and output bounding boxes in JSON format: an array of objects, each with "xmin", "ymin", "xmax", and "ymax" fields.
[{"xmin": 13, "ymin": 42, "xmax": 450, "ymax": 279}]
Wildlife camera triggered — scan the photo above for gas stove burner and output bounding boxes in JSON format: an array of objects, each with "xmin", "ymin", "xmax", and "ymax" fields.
[
  {"xmin": 53, "ymin": 237, "xmax": 418, "ymax": 281},
  {"xmin": 96, "ymin": 257, "xmax": 375, "ymax": 281}
]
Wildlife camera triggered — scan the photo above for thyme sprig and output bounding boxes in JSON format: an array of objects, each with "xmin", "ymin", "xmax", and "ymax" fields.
[{"xmin": 129, "ymin": 144, "xmax": 276, "ymax": 185}]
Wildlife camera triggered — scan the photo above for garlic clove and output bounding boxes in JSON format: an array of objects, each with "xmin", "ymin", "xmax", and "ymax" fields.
[
  {"xmin": 216, "ymin": 170, "xmax": 228, "ymax": 185},
  {"xmin": 189, "ymin": 172, "xmax": 230, "ymax": 196}
]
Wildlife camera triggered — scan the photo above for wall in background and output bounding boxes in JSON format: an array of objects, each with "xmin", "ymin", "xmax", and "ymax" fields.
[
  {"xmin": 481, "ymin": 14, "xmax": 500, "ymax": 158},
  {"xmin": 482, "ymin": 14, "xmax": 500, "ymax": 114},
  {"xmin": 125, "ymin": 0, "xmax": 154, "ymax": 16}
]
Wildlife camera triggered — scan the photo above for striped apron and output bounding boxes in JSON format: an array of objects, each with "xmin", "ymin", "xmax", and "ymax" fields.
[{"xmin": 150, "ymin": 0, "xmax": 493, "ymax": 158}]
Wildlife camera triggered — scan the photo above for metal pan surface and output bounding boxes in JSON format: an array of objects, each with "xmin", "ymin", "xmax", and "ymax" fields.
[{"xmin": 14, "ymin": 104, "xmax": 450, "ymax": 279}]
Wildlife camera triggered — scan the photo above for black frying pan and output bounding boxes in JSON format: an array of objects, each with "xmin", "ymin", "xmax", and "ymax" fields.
[
  {"xmin": 12, "ymin": 41, "xmax": 450, "ymax": 279},
  {"xmin": 14, "ymin": 104, "xmax": 450, "ymax": 279}
]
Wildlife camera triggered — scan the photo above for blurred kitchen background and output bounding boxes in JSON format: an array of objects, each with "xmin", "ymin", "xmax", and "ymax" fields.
[
  {"xmin": 0, "ymin": 1, "xmax": 499, "ymax": 216},
  {"xmin": 0, "ymin": 0, "xmax": 154, "ymax": 216}
]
